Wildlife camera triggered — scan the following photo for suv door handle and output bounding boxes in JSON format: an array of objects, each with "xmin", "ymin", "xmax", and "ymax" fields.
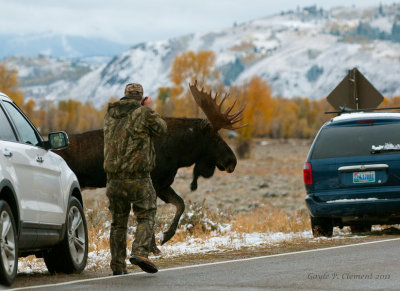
[
  {"xmin": 338, "ymin": 164, "xmax": 389, "ymax": 172},
  {"xmin": 3, "ymin": 150, "xmax": 12, "ymax": 157},
  {"xmin": 36, "ymin": 157, "xmax": 44, "ymax": 163}
]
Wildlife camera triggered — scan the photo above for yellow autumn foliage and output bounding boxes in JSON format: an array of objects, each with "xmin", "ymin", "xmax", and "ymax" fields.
[
  {"xmin": 0, "ymin": 64, "xmax": 24, "ymax": 106},
  {"xmin": 231, "ymin": 76, "xmax": 276, "ymax": 140},
  {"xmin": 164, "ymin": 50, "xmax": 220, "ymax": 118}
]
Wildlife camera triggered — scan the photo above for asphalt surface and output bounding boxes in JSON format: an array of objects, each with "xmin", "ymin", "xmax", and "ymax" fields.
[{"xmin": 10, "ymin": 238, "xmax": 400, "ymax": 291}]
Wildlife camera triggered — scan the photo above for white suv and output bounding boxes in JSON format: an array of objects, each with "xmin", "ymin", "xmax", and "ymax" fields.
[{"xmin": 0, "ymin": 92, "xmax": 88, "ymax": 285}]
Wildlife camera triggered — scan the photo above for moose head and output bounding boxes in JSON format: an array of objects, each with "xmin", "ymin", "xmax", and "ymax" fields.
[{"xmin": 188, "ymin": 80, "xmax": 246, "ymax": 191}]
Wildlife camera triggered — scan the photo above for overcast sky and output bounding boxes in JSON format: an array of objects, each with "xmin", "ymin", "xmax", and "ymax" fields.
[{"xmin": 1, "ymin": 0, "xmax": 399, "ymax": 44}]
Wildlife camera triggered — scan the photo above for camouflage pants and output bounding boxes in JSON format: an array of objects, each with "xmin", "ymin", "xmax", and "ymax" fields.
[{"xmin": 106, "ymin": 175, "xmax": 157, "ymax": 272}]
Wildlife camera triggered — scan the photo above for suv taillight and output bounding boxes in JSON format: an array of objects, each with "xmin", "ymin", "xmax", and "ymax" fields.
[{"xmin": 303, "ymin": 162, "xmax": 313, "ymax": 185}]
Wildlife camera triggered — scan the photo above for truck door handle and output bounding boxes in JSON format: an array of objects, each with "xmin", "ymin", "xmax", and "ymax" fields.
[
  {"xmin": 36, "ymin": 157, "xmax": 44, "ymax": 163},
  {"xmin": 3, "ymin": 150, "xmax": 12, "ymax": 157}
]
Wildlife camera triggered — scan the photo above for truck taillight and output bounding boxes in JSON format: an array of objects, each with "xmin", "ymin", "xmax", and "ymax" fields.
[{"xmin": 303, "ymin": 162, "xmax": 313, "ymax": 185}]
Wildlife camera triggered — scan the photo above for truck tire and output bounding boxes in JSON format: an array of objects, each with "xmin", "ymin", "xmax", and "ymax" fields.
[
  {"xmin": 350, "ymin": 224, "xmax": 371, "ymax": 234},
  {"xmin": 44, "ymin": 197, "xmax": 88, "ymax": 274},
  {"xmin": 0, "ymin": 201, "xmax": 18, "ymax": 286},
  {"xmin": 310, "ymin": 216, "xmax": 333, "ymax": 237}
]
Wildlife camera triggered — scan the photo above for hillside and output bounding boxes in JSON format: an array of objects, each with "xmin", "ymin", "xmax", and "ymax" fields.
[{"xmin": 2, "ymin": 3, "xmax": 400, "ymax": 106}]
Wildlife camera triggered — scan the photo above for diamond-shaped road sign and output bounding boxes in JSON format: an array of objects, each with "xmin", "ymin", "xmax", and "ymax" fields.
[{"xmin": 326, "ymin": 68, "xmax": 384, "ymax": 110}]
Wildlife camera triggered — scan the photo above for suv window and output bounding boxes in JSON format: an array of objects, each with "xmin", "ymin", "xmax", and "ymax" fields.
[
  {"xmin": 3, "ymin": 101, "xmax": 40, "ymax": 146},
  {"xmin": 311, "ymin": 122, "xmax": 400, "ymax": 159},
  {"xmin": 0, "ymin": 106, "xmax": 17, "ymax": 142}
]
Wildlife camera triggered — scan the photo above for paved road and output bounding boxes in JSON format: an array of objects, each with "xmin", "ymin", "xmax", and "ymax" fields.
[{"xmin": 11, "ymin": 238, "xmax": 400, "ymax": 291}]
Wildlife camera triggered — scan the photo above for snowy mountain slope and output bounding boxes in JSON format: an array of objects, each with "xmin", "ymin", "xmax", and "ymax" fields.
[
  {"xmin": 1, "ymin": 55, "xmax": 100, "ymax": 102},
  {"xmin": 66, "ymin": 36, "xmax": 193, "ymax": 104},
  {"xmin": 238, "ymin": 25, "xmax": 400, "ymax": 98},
  {"xmin": 4, "ymin": 3, "xmax": 400, "ymax": 106}
]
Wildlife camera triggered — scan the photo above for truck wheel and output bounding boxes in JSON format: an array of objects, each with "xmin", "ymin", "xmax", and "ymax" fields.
[
  {"xmin": 350, "ymin": 224, "xmax": 371, "ymax": 234},
  {"xmin": 310, "ymin": 216, "xmax": 333, "ymax": 237},
  {"xmin": 0, "ymin": 201, "xmax": 18, "ymax": 286},
  {"xmin": 44, "ymin": 197, "xmax": 88, "ymax": 274}
]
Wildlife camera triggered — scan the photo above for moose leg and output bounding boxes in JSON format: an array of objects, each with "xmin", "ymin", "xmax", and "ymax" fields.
[
  {"xmin": 157, "ymin": 186, "xmax": 185, "ymax": 245},
  {"xmin": 191, "ymin": 161, "xmax": 216, "ymax": 191},
  {"xmin": 190, "ymin": 171, "xmax": 199, "ymax": 191}
]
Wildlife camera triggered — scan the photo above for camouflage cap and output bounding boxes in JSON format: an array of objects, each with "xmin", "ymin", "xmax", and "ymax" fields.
[{"xmin": 125, "ymin": 83, "xmax": 143, "ymax": 99}]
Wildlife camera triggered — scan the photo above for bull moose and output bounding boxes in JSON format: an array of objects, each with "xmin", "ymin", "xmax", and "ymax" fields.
[{"xmin": 56, "ymin": 81, "xmax": 245, "ymax": 252}]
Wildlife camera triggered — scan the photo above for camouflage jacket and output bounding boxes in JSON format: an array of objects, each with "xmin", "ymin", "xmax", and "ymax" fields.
[{"xmin": 103, "ymin": 98, "xmax": 167, "ymax": 175}]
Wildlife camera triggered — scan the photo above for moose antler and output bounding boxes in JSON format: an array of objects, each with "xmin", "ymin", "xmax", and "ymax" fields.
[{"xmin": 189, "ymin": 80, "xmax": 247, "ymax": 131}]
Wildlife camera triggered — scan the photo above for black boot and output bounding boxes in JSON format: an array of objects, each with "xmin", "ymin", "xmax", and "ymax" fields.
[{"xmin": 130, "ymin": 254, "xmax": 158, "ymax": 273}]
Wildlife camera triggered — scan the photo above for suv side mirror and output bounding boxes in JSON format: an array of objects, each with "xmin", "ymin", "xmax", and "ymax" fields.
[{"xmin": 47, "ymin": 131, "xmax": 69, "ymax": 150}]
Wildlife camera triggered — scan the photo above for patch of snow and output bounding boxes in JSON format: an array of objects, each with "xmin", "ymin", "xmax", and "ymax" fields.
[
  {"xmin": 371, "ymin": 143, "xmax": 400, "ymax": 151},
  {"xmin": 86, "ymin": 249, "xmax": 112, "ymax": 270},
  {"xmin": 217, "ymin": 223, "xmax": 231, "ymax": 233},
  {"xmin": 155, "ymin": 231, "xmax": 164, "ymax": 243},
  {"xmin": 369, "ymin": 17, "xmax": 393, "ymax": 34},
  {"xmin": 152, "ymin": 229, "xmax": 361, "ymax": 258},
  {"xmin": 18, "ymin": 257, "xmax": 47, "ymax": 274},
  {"xmin": 371, "ymin": 225, "xmax": 384, "ymax": 231},
  {"xmin": 332, "ymin": 112, "xmax": 400, "ymax": 122}
]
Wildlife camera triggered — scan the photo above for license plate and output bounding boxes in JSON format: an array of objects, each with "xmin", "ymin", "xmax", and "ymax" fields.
[{"xmin": 353, "ymin": 171, "xmax": 375, "ymax": 183}]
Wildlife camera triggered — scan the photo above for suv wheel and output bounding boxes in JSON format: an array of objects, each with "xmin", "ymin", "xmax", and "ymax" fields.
[
  {"xmin": 310, "ymin": 216, "xmax": 333, "ymax": 237},
  {"xmin": 0, "ymin": 201, "xmax": 18, "ymax": 286},
  {"xmin": 350, "ymin": 224, "xmax": 371, "ymax": 234},
  {"xmin": 44, "ymin": 197, "xmax": 88, "ymax": 274}
]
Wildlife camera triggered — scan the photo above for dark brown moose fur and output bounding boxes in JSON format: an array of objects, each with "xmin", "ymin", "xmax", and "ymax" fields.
[{"xmin": 56, "ymin": 117, "xmax": 237, "ymax": 249}]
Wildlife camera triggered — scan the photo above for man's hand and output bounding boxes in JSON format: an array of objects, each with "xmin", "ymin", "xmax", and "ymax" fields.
[{"xmin": 141, "ymin": 96, "xmax": 153, "ymax": 108}]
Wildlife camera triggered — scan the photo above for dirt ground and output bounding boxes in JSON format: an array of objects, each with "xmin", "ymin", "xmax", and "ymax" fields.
[
  {"xmin": 83, "ymin": 138, "xmax": 312, "ymax": 214},
  {"xmin": 174, "ymin": 138, "xmax": 312, "ymax": 213}
]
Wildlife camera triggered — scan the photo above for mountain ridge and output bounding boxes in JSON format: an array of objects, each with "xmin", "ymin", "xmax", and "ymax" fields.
[{"xmin": 2, "ymin": 3, "xmax": 400, "ymax": 106}]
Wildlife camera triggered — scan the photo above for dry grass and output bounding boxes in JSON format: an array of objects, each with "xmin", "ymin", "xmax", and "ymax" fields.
[
  {"xmin": 83, "ymin": 194, "xmax": 312, "ymax": 252},
  {"xmin": 165, "ymin": 199, "xmax": 232, "ymax": 243},
  {"xmin": 231, "ymin": 207, "xmax": 310, "ymax": 233},
  {"xmin": 230, "ymin": 42, "xmax": 255, "ymax": 52},
  {"xmin": 84, "ymin": 199, "xmax": 111, "ymax": 253}
]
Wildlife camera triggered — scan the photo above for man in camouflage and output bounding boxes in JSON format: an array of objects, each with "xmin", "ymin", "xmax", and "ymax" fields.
[{"xmin": 104, "ymin": 83, "xmax": 167, "ymax": 275}]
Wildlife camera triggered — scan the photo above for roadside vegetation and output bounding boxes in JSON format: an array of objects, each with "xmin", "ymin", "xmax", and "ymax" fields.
[
  {"xmin": 76, "ymin": 191, "xmax": 311, "ymax": 256},
  {"xmin": 82, "ymin": 197, "xmax": 311, "ymax": 269}
]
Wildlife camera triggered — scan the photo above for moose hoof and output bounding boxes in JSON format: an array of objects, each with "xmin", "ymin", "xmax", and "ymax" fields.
[
  {"xmin": 190, "ymin": 181, "xmax": 198, "ymax": 191},
  {"xmin": 161, "ymin": 231, "xmax": 174, "ymax": 245}
]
